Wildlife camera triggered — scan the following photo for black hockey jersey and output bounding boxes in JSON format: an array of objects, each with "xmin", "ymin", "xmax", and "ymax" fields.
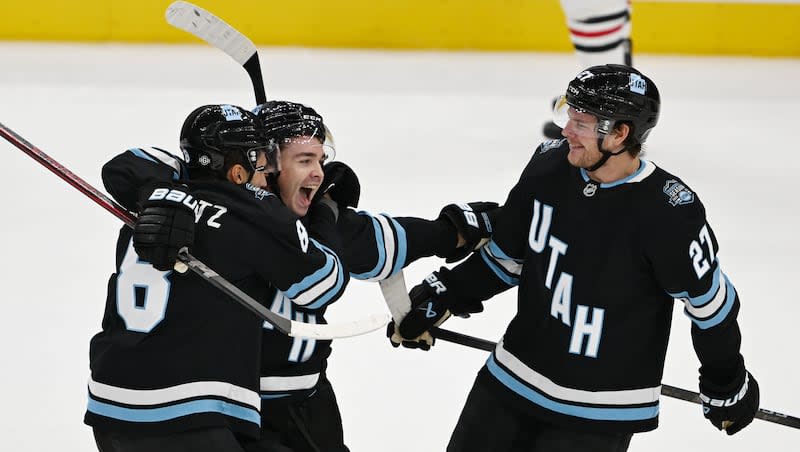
[
  {"xmin": 443, "ymin": 140, "xmax": 744, "ymax": 433},
  {"xmin": 257, "ymin": 207, "xmax": 457, "ymax": 400},
  {"xmin": 98, "ymin": 148, "xmax": 457, "ymax": 406},
  {"xmin": 85, "ymin": 148, "xmax": 349, "ymax": 438}
]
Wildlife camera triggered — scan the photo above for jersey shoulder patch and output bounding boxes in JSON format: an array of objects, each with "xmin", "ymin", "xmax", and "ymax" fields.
[
  {"xmin": 662, "ymin": 179, "xmax": 695, "ymax": 206},
  {"xmin": 537, "ymin": 138, "xmax": 567, "ymax": 155},
  {"xmin": 244, "ymin": 183, "xmax": 276, "ymax": 201}
]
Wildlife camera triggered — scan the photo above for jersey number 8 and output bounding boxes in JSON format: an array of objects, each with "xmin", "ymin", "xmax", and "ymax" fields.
[{"xmin": 116, "ymin": 240, "xmax": 172, "ymax": 333}]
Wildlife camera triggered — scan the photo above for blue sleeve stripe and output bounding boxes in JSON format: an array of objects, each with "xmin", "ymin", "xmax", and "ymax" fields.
[
  {"xmin": 303, "ymin": 240, "xmax": 346, "ymax": 309},
  {"xmin": 284, "ymin": 242, "xmax": 336, "ymax": 299},
  {"xmin": 668, "ymin": 265, "xmax": 721, "ymax": 306},
  {"xmin": 480, "ymin": 247, "xmax": 519, "ymax": 286},
  {"xmin": 487, "ymin": 240, "xmax": 522, "ymax": 262},
  {"xmin": 388, "ymin": 215, "xmax": 407, "ymax": 276},
  {"xmin": 128, "ymin": 147, "xmax": 157, "ymax": 163},
  {"xmin": 687, "ymin": 276, "xmax": 737, "ymax": 330},
  {"xmin": 87, "ymin": 395, "xmax": 260, "ymax": 425},
  {"xmin": 351, "ymin": 212, "xmax": 387, "ymax": 280}
]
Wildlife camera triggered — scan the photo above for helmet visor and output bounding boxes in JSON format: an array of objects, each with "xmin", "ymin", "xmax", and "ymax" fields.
[
  {"xmin": 276, "ymin": 124, "xmax": 336, "ymax": 163},
  {"xmin": 552, "ymin": 95, "xmax": 615, "ymax": 140},
  {"xmin": 247, "ymin": 142, "xmax": 281, "ymax": 175}
]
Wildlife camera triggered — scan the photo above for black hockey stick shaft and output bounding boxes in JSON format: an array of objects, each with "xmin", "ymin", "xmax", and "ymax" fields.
[
  {"xmin": 0, "ymin": 122, "xmax": 291, "ymax": 334},
  {"xmin": 429, "ymin": 326, "xmax": 800, "ymax": 429},
  {"xmin": 244, "ymin": 54, "xmax": 266, "ymax": 105}
]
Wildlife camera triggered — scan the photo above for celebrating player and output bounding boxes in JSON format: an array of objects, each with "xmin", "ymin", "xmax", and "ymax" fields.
[
  {"xmin": 86, "ymin": 104, "xmax": 348, "ymax": 452},
  {"xmin": 397, "ymin": 65, "xmax": 760, "ymax": 451}
]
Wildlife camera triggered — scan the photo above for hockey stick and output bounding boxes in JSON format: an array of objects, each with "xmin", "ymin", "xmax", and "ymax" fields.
[
  {"xmin": 427, "ymin": 327, "xmax": 800, "ymax": 429},
  {"xmin": 0, "ymin": 122, "xmax": 388, "ymax": 340},
  {"xmin": 379, "ymin": 270, "xmax": 800, "ymax": 430},
  {"xmin": 166, "ymin": 1, "xmax": 266, "ymax": 105}
]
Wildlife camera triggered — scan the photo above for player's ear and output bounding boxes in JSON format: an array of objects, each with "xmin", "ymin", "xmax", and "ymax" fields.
[{"xmin": 226, "ymin": 164, "xmax": 249, "ymax": 185}]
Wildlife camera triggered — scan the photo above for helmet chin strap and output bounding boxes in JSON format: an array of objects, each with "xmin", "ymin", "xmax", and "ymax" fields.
[{"xmin": 586, "ymin": 137, "xmax": 628, "ymax": 172}]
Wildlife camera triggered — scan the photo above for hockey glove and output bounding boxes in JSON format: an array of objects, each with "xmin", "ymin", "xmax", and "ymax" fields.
[
  {"xmin": 387, "ymin": 321, "xmax": 439, "ymax": 351},
  {"xmin": 134, "ymin": 183, "xmax": 196, "ymax": 272},
  {"xmin": 438, "ymin": 202, "xmax": 500, "ymax": 263},
  {"xmin": 699, "ymin": 364, "xmax": 760, "ymax": 435},
  {"xmin": 312, "ymin": 161, "xmax": 361, "ymax": 208},
  {"xmin": 387, "ymin": 271, "xmax": 455, "ymax": 350}
]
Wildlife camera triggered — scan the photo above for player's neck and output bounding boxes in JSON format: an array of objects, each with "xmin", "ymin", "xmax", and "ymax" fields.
[{"xmin": 588, "ymin": 154, "xmax": 640, "ymax": 184}]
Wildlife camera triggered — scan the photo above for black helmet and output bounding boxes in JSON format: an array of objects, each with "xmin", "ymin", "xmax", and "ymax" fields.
[
  {"xmin": 564, "ymin": 64, "xmax": 660, "ymax": 144},
  {"xmin": 252, "ymin": 101, "xmax": 334, "ymax": 153},
  {"xmin": 179, "ymin": 104, "xmax": 268, "ymax": 173}
]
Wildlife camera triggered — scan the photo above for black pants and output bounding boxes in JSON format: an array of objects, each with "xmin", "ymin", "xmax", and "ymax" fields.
[
  {"xmin": 94, "ymin": 426, "xmax": 246, "ymax": 452},
  {"xmin": 242, "ymin": 376, "xmax": 349, "ymax": 452},
  {"xmin": 448, "ymin": 379, "xmax": 633, "ymax": 452}
]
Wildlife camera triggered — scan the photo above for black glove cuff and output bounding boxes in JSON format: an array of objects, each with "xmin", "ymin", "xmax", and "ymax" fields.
[
  {"xmin": 433, "ymin": 267, "xmax": 484, "ymax": 315},
  {"xmin": 699, "ymin": 355, "xmax": 746, "ymax": 396}
]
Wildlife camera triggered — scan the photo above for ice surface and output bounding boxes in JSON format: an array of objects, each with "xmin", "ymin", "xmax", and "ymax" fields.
[{"xmin": 0, "ymin": 42, "xmax": 798, "ymax": 451}]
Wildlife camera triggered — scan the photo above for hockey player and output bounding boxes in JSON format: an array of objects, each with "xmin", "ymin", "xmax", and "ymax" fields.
[
  {"xmin": 397, "ymin": 65, "xmax": 760, "ymax": 451},
  {"xmin": 543, "ymin": 0, "xmax": 632, "ymax": 139},
  {"xmin": 101, "ymin": 100, "xmax": 498, "ymax": 452},
  {"xmin": 246, "ymin": 101, "xmax": 497, "ymax": 452},
  {"xmin": 86, "ymin": 104, "xmax": 349, "ymax": 452}
]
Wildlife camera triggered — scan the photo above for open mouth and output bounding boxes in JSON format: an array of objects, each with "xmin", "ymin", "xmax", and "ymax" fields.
[{"xmin": 299, "ymin": 185, "xmax": 317, "ymax": 203}]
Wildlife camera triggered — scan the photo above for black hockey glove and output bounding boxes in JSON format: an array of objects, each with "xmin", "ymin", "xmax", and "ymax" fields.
[
  {"xmin": 312, "ymin": 161, "xmax": 361, "ymax": 208},
  {"xmin": 438, "ymin": 202, "xmax": 500, "ymax": 263},
  {"xmin": 133, "ymin": 183, "xmax": 196, "ymax": 272},
  {"xmin": 699, "ymin": 363, "xmax": 760, "ymax": 436}
]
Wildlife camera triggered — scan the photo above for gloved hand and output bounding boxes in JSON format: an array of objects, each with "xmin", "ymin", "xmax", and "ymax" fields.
[
  {"xmin": 312, "ymin": 161, "xmax": 360, "ymax": 208},
  {"xmin": 387, "ymin": 321, "xmax": 439, "ymax": 351},
  {"xmin": 134, "ymin": 183, "xmax": 196, "ymax": 272},
  {"xmin": 386, "ymin": 271, "xmax": 455, "ymax": 351},
  {"xmin": 699, "ymin": 365, "xmax": 760, "ymax": 435},
  {"xmin": 438, "ymin": 202, "xmax": 500, "ymax": 263}
]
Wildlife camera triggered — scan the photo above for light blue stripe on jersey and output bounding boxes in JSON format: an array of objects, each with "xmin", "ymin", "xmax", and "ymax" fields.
[
  {"xmin": 351, "ymin": 212, "xmax": 407, "ymax": 280},
  {"xmin": 479, "ymin": 240, "xmax": 520, "ymax": 286},
  {"xmin": 486, "ymin": 356, "xmax": 659, "ymax": 422},
  {"xmin": 284, "ymin": 243, "xmax": 336, "ymax": 299},
  {"xmin": 129, "ymin": 147, "xmax": 157, "ymax": 163},
  {"xmin": 388, "ymin": 215, "xmax": 408, "ymax": 276},
  {"xmin": 87, "ymin": 395, "xmax": 260, "ymax": 425},
  {"xmin": 668, "ymin": 265, "xmax": 722, "ymax": 307},
  {"xmin": 688, "ymin": 276, "xmax": 737, "ymax": 330},
  {"xmin": 579, "ymin": 160, "xmax": 649, "ymax": 188},
  {"xmin": 303, "ymin": 239, "xmax": 346, "ymax": 309},
  {"xmin": 351, "ymin": 213, "xmax": 387, "ymax": 280},
  {"xmin": 486, "ymin": 240, "xmax": 519, "ymax": 262},
  {"xmin": 128, "ymin": 147, "xmax": 180, "ymax": 181}
]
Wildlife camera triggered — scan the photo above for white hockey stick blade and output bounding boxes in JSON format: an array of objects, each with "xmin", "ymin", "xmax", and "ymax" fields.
[
  {"xmin": 166, "ymin": 1, "xmax": 256, "ymax": 65},
  {"xmin": 379, "ymin": 271, "xmax": 413, "ymax": 322},
  {"xmin": 290, "ymin": 313, "xmax": 390, "ymax": 340}
]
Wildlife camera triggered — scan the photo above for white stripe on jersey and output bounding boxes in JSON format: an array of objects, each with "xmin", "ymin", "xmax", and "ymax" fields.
[
  {"xmin": 367, "ymin": 213, "xmax": 398, "ymax": 282},
  {"xmin": 291, "ymin": 243, "xmax": 342, "ymax": 307},
  {"xmin": 260, "ymin": 373, "xmax": 320, "ymax": 392},
  {"xmin": 495, "ymin": 340, "xmax": 660, "ymax": 405},
  {"xmin": 88, "ymin": 377, "xmax": 260, "ymax": 411},
  {"xmin": 683, "ymin": 273, "xmax": 729, "ymax": 320},
  {"xmin": 145, "ymin": 147, "xmax": 184, "ymax": 173},
  {"xmin": 485, "ymin": 241, "xmax": 523, "ymax": 276}
]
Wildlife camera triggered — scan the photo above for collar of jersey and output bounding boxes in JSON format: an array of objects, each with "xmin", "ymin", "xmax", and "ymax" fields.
[{"xmin": 579, "ymin": 159, "xmax": 655, "ymax": 188}]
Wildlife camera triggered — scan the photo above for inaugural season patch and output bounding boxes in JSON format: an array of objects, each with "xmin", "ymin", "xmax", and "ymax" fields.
[
  {"xmin": 663, "ymin": 179, "xmax": 694, "ymax": 206},
  {"xmin": 539, "ymin": 139, "xmax": 565, "ymax": 154},
  {"xmin": 246, "ymin": 183, "xmax": 274, "ymax": 200}
]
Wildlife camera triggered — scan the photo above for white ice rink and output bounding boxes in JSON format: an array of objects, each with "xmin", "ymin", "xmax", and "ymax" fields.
[{"xmin": 0, "ymin": 42, "xmax": 798, "ymax": 451}]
